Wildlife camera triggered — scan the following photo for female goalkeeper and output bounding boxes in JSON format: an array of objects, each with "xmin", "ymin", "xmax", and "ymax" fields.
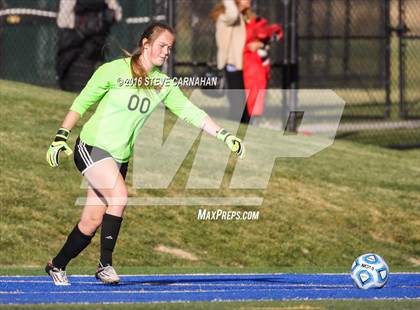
[{"xmin": 45, "ymin": 22, "xmax": 245, "ymax": 286}]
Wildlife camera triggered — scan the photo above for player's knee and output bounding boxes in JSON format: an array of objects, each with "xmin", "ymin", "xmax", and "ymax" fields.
[
  {"xmin": 107, "ymin": 188, "xmax": 128, "ymax": 207},
  {"xmin": 79, "ymin": 216, "xmax": 101, "ymax": 235},
  {"xmin": 91, "ymin": 214, "xmax": 104, "ymax": 228}
]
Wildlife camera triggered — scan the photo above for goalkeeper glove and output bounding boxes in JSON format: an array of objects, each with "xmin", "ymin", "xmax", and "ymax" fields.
[
  {"xmin": 216, "ymin": 128, "xmax": 245, "ymax": 159},
  {"xmin": 46, "ymin": 128, "xmax": 73, "ymax": 168}
]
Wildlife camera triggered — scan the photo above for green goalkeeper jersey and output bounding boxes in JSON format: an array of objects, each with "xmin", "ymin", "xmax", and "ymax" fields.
[{"xmin": 70, "ymin": 58, "xmax": 208, "ymax": 163}]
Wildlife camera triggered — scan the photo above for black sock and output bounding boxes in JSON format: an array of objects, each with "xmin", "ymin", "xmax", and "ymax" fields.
[
  {"xmin": 100, "ymin": 213, "xmax": 123, "ymax": 266},
  {"xmin": 52, "ymin": 224, "xmax": 94, "ymax": 269}
]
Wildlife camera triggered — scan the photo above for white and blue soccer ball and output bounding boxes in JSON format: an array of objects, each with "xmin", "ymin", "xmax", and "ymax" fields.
[{"xmin": 351, "ymin": 253, "xmax": 389, "ymax": 289}]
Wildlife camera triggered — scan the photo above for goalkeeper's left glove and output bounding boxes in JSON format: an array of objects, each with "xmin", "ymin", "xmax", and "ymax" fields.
[
  {"xmin": 216, "ymin": 128, "xmax": 245, "ymax": 159},
  {"xmin": 46, "ymin": 128, "xmax": 73, "ymax": 168}
]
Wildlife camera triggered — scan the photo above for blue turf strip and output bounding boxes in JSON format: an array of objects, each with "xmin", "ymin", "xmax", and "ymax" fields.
[{"xmin": 0, "ymin": 273, "xmax": 419, "ymax": 304}]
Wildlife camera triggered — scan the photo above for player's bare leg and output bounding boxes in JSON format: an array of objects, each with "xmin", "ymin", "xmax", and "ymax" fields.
[
  {"xmin": 46, "ymin": 158, "xmax": 126, "ymax": 285},
  {"xmin": 83, "ymin": 158, "xmax": 128, "ymax": 284}
]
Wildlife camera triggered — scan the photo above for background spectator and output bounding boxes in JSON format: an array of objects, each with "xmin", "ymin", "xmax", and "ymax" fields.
[
  {"xmin": 243, "ymin": 13, "xmax": 282, "ymax": 124},
  {"xmin": 211, "ymin": 0, "xmax": 249, "ymax": 123},
  {"xmin": 56, "ymin": 0, "xmax": 122, "ymax": 92}
]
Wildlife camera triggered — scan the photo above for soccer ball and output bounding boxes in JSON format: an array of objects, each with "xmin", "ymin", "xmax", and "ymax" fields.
[{"xmin": 351, "ymin": 253, "xmax": 389, "ymax": 289}]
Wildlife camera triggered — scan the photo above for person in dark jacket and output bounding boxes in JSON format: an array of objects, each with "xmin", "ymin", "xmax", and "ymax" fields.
[{"xmin": 56, "ymin": 0, "xmax": 122, "ymax": 92}]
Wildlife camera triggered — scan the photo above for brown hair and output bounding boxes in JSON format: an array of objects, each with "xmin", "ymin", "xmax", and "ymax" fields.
[
  {"xmin": 242, "ymin": 8, "xmax": 255, "ymax": 22},
  {"xmin": 128, "ymin": 22, "xmax": 174, "ymax": 88},
  {"xmin": 210, "ymin": 3, "xmax": 225, "ymax": 22},
  {"xmin": 210, "ymin": 1, "xmax": 255, "ymax": 23}
]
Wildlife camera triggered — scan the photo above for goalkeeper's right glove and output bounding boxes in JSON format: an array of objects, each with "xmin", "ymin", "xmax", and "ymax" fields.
[
  {"xmin": 216, "ymin": 128, "xmax": 245, "ymax": 159},
  {"xmin": 46, "ymin": 128, "xmax": 73, "ymax": 168}
]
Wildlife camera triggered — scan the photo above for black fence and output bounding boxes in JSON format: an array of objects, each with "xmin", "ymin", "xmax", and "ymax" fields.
[
  {"xmin": 0, "ymin": 0, "xmax": 419, "ymax": 147},
  {"xmin": 399, "ymin": 0, "xmax": 420, "ymax": 119},
  {"xmin": 297, "ymin": 0, "xmax": 390, "ymax": 119}
]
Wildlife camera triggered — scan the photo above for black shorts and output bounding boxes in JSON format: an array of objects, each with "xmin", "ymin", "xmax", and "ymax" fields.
[{"xmin": 73, "ymin": 137, "xmax": 128, "ymax": 180}]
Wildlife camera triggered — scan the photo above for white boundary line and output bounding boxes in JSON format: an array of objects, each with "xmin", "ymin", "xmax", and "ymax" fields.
[
  {"xmin": 0, "ymin": 283, "xmax": 356, "ymax": 288},
  {"xmin": 0, "ymin": 272, "xmax": 419, "ymax": 277},
  {"xmin": 0, "ymin": 298, "xmax": 417, "ymax": 305}
]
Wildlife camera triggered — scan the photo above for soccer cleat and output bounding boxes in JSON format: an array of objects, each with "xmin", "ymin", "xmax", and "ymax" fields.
[
  {"xmin": 45, "ymin": 261, "xmax": 70, "ymax": 286},
  {"xmin": 95, "ymin": 263, "xmax": 120, "ymax": 284}
]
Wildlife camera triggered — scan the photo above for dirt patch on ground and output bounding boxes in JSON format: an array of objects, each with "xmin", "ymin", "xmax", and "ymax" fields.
[
  {"xmin": 408, "ymin": 257, "xmax": 420, "ymax": 266},
  {"xmin": 154, "ymin": 245, "xmax": 199, "ymax": 261}
]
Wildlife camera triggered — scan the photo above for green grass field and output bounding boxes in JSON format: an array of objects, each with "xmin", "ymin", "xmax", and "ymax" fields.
[
  {"xmin": 0, "ymin": 79, "xmax": 419, "ymax": 308},
  {"xmin": 1, "ymin": 300, "xmax": 420, "ymax": 310}
]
